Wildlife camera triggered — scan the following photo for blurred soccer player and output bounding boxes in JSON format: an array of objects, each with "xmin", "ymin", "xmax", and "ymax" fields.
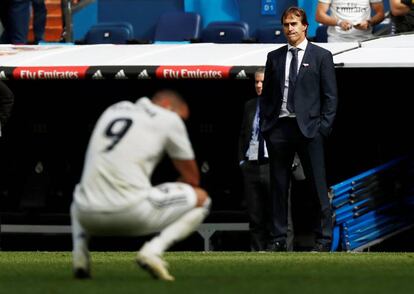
[{"xmin": 70, "ymin": 90, "xmax": 210, "ymax": 281}]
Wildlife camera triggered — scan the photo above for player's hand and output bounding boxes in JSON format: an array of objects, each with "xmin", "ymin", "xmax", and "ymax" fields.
[
  {"xmin": 354, "ymin": 20, "xmax": 370, "ymax": 31},
  {"xmin": 338, "ymin": 20, "xmax": 353, "ymax": 31}
]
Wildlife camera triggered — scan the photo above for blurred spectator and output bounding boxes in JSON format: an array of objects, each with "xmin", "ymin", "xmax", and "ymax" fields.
[
  {"xmin": 238, "ymin": 67, "xmax": 272, "ymax": 251},
  {"xmin": 30, "ymin": 0, "xmax": 47, "ymax": 44},
  {"xmin": 238, "ymin": 68, "xmax": 303, "ymax": 252},
  {"xmin": 0, "ymin": 1, "xmax": 9, "ymax": 41},
  {"xmin": 316, "ymin": 0, "xmax": 385, "ymax": 42},
  {"xmin": 390, "ymin": 0, "xmax": 414, "ymax": 33},
  {"xmin": 0, "ymin": 0, "xmax": 30, "ymax": 44}
]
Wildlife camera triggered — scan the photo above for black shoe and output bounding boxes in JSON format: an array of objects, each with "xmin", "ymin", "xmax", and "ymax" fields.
[
  {"xmin": 73, "ymin": 268, "xmax": 91, "ymax": 279},
  {"xmin": 310, "ymin": 242, "xmax": 331, "ymax": 253},
  {"xmin": 266, "ymin": 241, "xmax": 287, "ymax": 252}
]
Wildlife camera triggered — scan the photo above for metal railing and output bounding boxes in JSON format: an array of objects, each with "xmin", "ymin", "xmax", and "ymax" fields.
[{"xmin": 61, "ymin": 0, "xmax": 96, "ymax": 43}]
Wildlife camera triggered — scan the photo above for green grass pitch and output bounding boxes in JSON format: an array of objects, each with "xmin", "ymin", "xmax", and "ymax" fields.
[{"xmin": 1, "ymin": 252, "xmax": 414, "ymax": 294}]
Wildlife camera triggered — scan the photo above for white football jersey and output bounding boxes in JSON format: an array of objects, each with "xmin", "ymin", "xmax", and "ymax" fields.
[
  {"xmin": 319, "ymin": 0, "xmax": 382, "ymax": 41},
  {"xmin": 74, "ymin": 97, "xmax": 195, "ymax": 211}
]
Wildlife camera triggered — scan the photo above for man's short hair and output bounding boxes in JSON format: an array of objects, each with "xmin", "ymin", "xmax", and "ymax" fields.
[
  {"xmin": 255, "ymin": 67, "xmax": 265, "ymax": 75},
  {"xmin": 281, "ymin": 6, "xmax": 309, "ymax": 35}
]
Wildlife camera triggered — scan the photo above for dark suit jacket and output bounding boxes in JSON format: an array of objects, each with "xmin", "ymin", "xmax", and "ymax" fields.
[
  {"xmin": 260, "ymin": 42, "xmax": 338, "ymax": 138},
  {"xmin": 238, "ymin": 98, "xmax": 258, "ymax": 162}
]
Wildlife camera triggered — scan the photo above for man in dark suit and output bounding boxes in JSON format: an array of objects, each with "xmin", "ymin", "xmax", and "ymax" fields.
[
  {"xmin": 261, "ymin": 6, "xmax": 338, "ymax": 252},
  {"xmin": 238, "ymin": 67, "xmax": 271, "ymax": 251}
]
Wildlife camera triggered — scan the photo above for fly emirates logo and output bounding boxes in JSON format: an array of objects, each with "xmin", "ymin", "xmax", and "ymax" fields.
[
  {"xmin": 156, "ymin": 66, "xmax": 230, "ymax": 79},
  {"xmin": 14, "ymin": 67, "xmax": 88, "ymax": 80}
]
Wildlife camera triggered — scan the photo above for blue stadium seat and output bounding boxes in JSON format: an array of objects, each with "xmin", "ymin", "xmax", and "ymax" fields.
[
  {"xmin": 200, "ymin": 21, "xmax": 250, "ymax": 43},
  {"xmin": 91, "ymin": 22, "xmax": 134, "ymax": 36},
  {"xmin": 154, "ymin": 11, "xmax": 201, "ymax": 42},
  {"xmin": 372, "ymin": 20, "xmax": 391, "ymax": 36},
  {"xmin": 84, "ymin": 22, "xmax": 134, "ymax": 44},
  {"xmin": 206, "ymin": 21, "xmax": 250, "ymax": 36},
  {"xmin": 256, "ymin": 25, "xmax": 286, "ymax": 43}
]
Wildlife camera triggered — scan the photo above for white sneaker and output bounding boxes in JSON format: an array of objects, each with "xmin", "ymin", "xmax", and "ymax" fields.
[{"xmin": 136, "ymin": 247, "xmax": 174, "ymax": 281}]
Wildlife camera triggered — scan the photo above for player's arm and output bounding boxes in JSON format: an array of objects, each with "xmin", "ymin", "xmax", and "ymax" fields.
[
  {"xmin": 367, "ymin": 2, "xmax": 385, "ymax": 26},
  {"xmin": 315, "ymin": 2, "xmax": 337, "ymax": 26},
  {"xmin": 315, "ymin": 2, "xmax": 352, "ymax": 30},
  {"xmin": 172, "ymin": 159, "xmax": 200, "ymax": 187},
  {"xmin": 391, "ymin": 0, "xmax": 412, "ymax": 16}
]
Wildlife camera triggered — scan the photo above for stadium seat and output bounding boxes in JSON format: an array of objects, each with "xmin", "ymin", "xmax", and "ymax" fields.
[
  {"xmin": 154, "ymin": 11, "xmax": 201, "ymax": 42},
  {"xmin": 91, "ymin": 22, "xmax": 134, "ymax": 35},
  {"xmin": 315, "ymin": 25, "xmax": 328, "ymax": 43},
  {"xmin": 206, "ymin": 21, "xmax": 250, "ymax": 36},
  {"xmin": 255, "ymin": 25, "xmax": 286, "ymax": 43},
  {"xmin": 200, "ymin": 21, "xmax": 250, "ymax": 43},
  {"xmin": 83, "ymin": 22, "xmax": 134, "ymax": 44},
  {"xmin": 373, "ymin": 20, "xmax": 391, "ymax": 36}
]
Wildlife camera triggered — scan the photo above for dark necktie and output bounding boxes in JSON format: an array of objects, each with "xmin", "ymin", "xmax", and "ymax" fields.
[{"xmin": 287, "ymin": 47, "xmax": 299, "ymax": 113}]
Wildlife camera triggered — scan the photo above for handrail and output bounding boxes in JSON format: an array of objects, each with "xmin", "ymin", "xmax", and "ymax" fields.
[
  {"xmin": 62, "ymin": 0, "xmax": 97, "ymax": 43},
  {"xmin": 61, "ymin": 0, "xmax": 72, "ymax": 42},
  {"xmin": 73, "ymin": 0, "xmax": 96, "ymax": 13}
]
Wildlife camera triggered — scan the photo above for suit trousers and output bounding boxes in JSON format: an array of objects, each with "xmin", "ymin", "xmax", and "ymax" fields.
[
  {"xmin": 264, "ymin": 117, "xmax": 332, "ymax": 246},
  {"xmin": 241, "ymin": 161, "xmax": 271, "ymax": 251},
  {"xmin": 241, "ymin": 161, "xmax": 294, "ymax": 251}
]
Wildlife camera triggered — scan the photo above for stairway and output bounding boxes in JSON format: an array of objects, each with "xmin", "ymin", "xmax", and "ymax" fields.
[{"xmin": 28, "ymin": 0, "xmax": 63, "ymax": 43}]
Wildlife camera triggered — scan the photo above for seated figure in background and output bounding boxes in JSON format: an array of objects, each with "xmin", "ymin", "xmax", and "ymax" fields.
[
  {"xmin": 390, "ymin": 0, "xmax": 414, "ymax": 33},
  {"xmin": 316, "ymin": 0, "xmax": 385, "ymax": 42}
]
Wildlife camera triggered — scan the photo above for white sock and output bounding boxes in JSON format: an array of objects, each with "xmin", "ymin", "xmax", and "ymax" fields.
[
  {"xmin": 71, "ymin": 203, "xmax": 90, "ymax": 268},
  {"xmin": 145, "ymin": 206, "xmax": 209, "ymax": 255}
]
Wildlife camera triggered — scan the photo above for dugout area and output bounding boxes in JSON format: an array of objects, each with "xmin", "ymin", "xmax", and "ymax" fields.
[
  {"xmin": 1, "ymin": 66, "xmax": 414, "ymax": 251},
  {"xmin": 1, "ymin": 37, "xmax": 414, "ymax": 250}
]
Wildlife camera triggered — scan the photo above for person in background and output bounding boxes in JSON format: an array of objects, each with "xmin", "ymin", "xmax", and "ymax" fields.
[
  {"xmin": 0, "ymin": 0, "xmax": 46, "ymax": 44},
  {"xmin": 390, "ymin": 0, "xmax": 414, "ymax": 33},
  {"xmin": 30, "ymin": 0, "xmax": 47, "ymax": 44},
  {"xmin": 261, "ymin": 6, "xmax": 338, "ymax": 252},
  {"xmin": 0, "ymin": 0, "xmax": 30, "ymax": 44},
  {"xmin": 0, "ymin": 0, "xmax": 11, "ymax": 43},
  {"xmin": 238, "ymin": 67, "xmax": 272, "ymax": 251},
  {"xmin": 239, "ymin": 68, "xmax": 302, "ymax": 251},
  {"xmin": 71, "ymin": 90, "xmax": 210, "ymax": 281},
  {"xmin": 316, "ymin": 0, "xmax": 385, "ymax": 42},
  {"xmin": 0, "ymin": 0, "xmax": 7, "ymax": 39}
]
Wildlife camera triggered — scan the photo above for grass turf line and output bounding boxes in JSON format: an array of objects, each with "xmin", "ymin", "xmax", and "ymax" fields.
[{"xmin": 1, "ymin": 252, "xmax": 414, "ymax": 294}]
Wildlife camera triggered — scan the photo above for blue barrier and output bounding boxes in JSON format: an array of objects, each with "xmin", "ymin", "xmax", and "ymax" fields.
[{"xmin": 330, "ymin": 155, "xmax": 414, "ymax": 251}]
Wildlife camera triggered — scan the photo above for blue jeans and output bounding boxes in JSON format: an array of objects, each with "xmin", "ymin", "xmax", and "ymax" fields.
[
  {"xmin": 1, "ymin": 0, "xmax": 30, "ymax": 44},
  {"xmin": 0, "ymin": 0, "xmax": 46, "ymax": 44},
  {"xmin": 31, "ymin": 0, "xmax": 47, "ymax": 42}
]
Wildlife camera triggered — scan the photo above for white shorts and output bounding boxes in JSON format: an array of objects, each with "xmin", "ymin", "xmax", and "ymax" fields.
[{"xmin": 71, "ymin": 182, "xmax": 197, "ymax": 236}]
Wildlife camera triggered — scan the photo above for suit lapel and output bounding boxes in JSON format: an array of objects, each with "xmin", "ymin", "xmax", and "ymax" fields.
[
  {"xmin": 246, "ymin": 99, "xmax": 257, "ymax": 141},
  {"xmin": 247, "ymin": 100, "xmax": 256, "ymax": 134},
  {"xmin": 296, "ymin": 42, "xmax": 313, "ymax": 83},
  {"xmin": 278, "ymin": 46, "xmax": 288, "ymax": 94}
]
